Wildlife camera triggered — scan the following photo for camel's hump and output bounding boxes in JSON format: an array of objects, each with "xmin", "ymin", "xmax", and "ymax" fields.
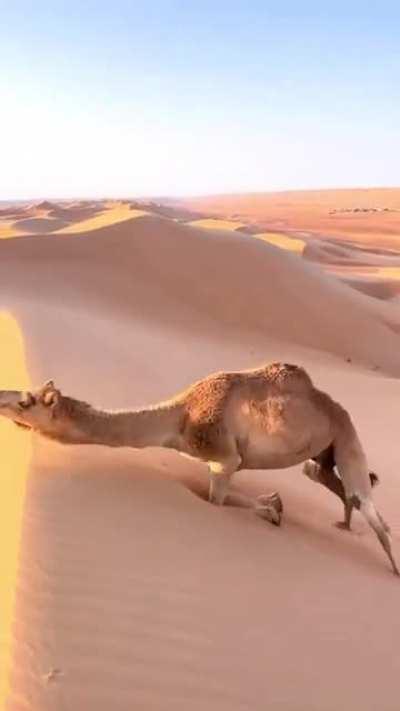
[
  {"xmin": 262, "ymin": 362, "xmax": 313, "ymax": 389},
  {"xmin": 181, "ymin": 362, "xmax": 312, "ymax": 423}
]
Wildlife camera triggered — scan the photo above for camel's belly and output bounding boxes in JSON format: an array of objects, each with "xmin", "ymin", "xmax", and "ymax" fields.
[
  {"xmin": 240, "ymin": 431, "xmax": 330, "ymax": 470},
  {"xmin": 241, "ymin": 440, "xmax": 306, "ymax": 469}
]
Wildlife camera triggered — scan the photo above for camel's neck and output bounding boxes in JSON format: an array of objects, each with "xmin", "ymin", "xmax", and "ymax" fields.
[{"xmin": 46, "ymin": 400, "xmax": 183, "ymax": 449}]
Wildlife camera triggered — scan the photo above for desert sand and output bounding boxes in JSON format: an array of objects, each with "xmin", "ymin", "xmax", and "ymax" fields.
[{"xmin": 1, "ymin": 195, "xmax": 400, "ymax": 710}]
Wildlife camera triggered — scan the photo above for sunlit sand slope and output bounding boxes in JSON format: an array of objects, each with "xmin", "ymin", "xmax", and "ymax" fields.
[
  {"xmin": 0, "ymin": 315, "xmax": 31, "ymax": 708},
  {"xmin": 187, "ymin": 218, "xmax": 245, "ymax": 231},
  {"xmin": 56, "ymin": 204, "xmax": 147, "ymax": 234},
  {"xmin": 255, "ymin": 232, "xmax": 304, "ymax": 253}
]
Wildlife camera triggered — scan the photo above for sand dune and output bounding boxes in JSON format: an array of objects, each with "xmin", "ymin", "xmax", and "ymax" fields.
[
  {"xmin": 3, "ymin": 213, "xmax": 400, "ymax": 371},
  {"xmin": 1, "ymin": 201, "xmax": 400, "ymax": 710}
]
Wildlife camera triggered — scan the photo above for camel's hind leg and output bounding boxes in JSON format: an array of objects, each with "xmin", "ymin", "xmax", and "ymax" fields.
[
  {"xmin": 334, "ymin": 435, "xmax": 399, "ymax": 576},
  {"xmin": 303, "ymin": 454, "xmax": 354, "ymax": 529},
  {"xmin": 303, "ymin": 445, "xmax": 378, "ymax": 530}
]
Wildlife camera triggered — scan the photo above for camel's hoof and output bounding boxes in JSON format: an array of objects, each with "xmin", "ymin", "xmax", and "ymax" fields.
[
  {"xmin": 369, "ymin": 471, "xmax": 379, "ymax": 488},
  {"xmin": 333, "ymin": 521, "xmax": 351, "ymax": 531},
  {"xmin": 257, "ymin": 492, "xmax": 283, "ymax": 513},
  {"xmin": 255, "ymin": 506, "xmax": 282, "ymax": 526},
  {"xmin": 255, "ymin": 493, "xmax": 283, "ymax": 526}
]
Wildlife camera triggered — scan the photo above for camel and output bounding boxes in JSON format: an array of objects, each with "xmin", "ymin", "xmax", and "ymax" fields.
[{"xmin": 0, "ymin": 362, "xmax": 397, "ymax": 576}]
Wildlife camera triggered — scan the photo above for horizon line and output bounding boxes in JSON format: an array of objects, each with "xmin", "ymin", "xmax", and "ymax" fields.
[{"xmin": 2, "ymin": 184, "xmax": 400, "ymax": 205}]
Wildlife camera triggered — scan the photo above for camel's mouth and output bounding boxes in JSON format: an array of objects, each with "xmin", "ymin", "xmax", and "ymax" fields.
[{"xmin": 13, "ymin": 421, "xmax": 32, "ymax": 430}]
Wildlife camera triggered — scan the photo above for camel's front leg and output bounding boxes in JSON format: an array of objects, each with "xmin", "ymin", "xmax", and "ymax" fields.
[
  {"xmin": 208, "ymin": 471, "xmax": 232, "ymax": 505},
  {"xmin": 208, "ymin": 458, "xmax": 282, "ymax": 526},
  {"xmin": 208, "ymin": 458, "xmax": 238, "ymax": 505}
]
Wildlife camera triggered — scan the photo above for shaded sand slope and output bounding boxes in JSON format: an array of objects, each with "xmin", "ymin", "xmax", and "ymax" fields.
[
  {"xmin": 1, "ymin": 214, "xmax": 400, "ymax": 710},
  {"xmin": 302, "ymin": 237, "xmax": 400, "ymax": 300}
]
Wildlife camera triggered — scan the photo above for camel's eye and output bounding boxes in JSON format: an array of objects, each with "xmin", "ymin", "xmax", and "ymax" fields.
[{"xmin": 18, "ymin": 394, "xmax": 36, "ymax": 409}]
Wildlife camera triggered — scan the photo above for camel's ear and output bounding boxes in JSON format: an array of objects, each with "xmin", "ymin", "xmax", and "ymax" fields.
[
  {"xmin": 42, "ymin": 389, "xmax": 61, "ymax": 407},
  {"xmin": 37, "ymin": 379, "xmax": 61, "ymax": 409},
  {"xmin": 37, "ymin": 380, "xmax": 57, "ymax": 405}
]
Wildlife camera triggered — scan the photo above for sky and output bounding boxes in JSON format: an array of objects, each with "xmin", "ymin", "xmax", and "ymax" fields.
[{"xmin": 1, "ymin": 0, "xmax": 399, "ymax": 199}]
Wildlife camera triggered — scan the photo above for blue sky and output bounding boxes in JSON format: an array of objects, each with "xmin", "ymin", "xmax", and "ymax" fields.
[{"xmin": 1, "ymin": 1, "xmax": 399, "ymax": 198}]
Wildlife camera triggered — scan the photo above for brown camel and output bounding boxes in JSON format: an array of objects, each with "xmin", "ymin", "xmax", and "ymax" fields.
[{"xmin": 0, "ymin": 362, "xmax": 397, "ymax": 575}]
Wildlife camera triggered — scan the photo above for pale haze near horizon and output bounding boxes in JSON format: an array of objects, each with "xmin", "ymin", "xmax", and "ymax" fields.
[{"xmin": 1, "ymin": 0, "xmax": 399, "ymax": 200}]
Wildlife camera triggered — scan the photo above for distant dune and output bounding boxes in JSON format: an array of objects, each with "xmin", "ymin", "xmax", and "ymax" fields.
[
  {"xmin": 0, "ymin": 201, "xmax": 146, "ymax": 238},
  {"xmin": 168, "ymin": 188, "xmax": 400, "ymax": 298},
  {"xmin": 173, "ymin": 187, "xmax": 400, "ymax": 247},
  {"xmin": 1, "ymin": 195, "xmax": 400, "ymax": 710}
]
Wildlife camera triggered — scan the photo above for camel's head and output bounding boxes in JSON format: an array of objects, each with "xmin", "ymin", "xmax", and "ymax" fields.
[{"xmin": 0, "ymin": 380, "xmax": 62, "ymax": 432}]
